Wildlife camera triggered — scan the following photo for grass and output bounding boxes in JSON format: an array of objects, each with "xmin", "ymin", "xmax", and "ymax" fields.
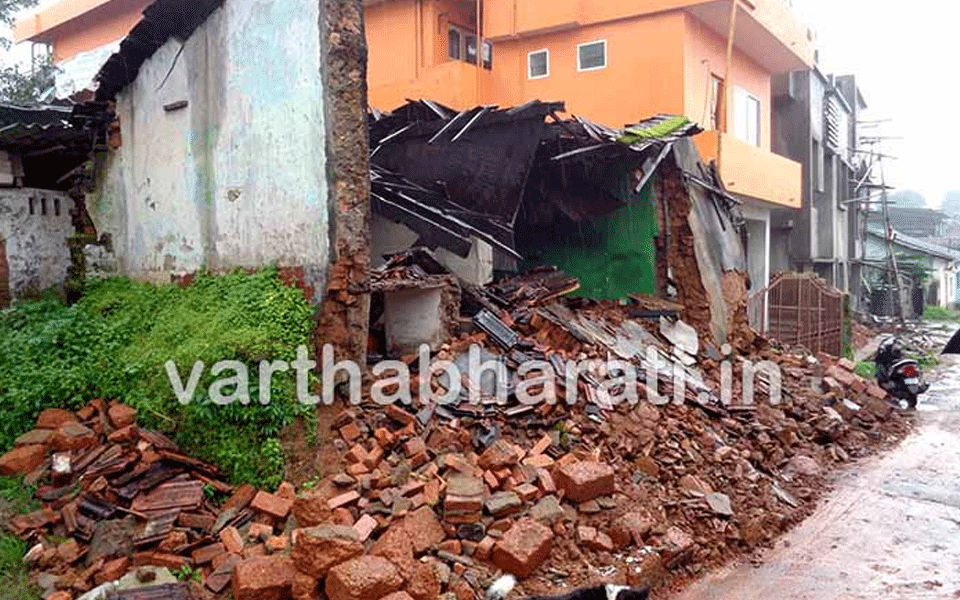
[
  {"xmin": 0, "ymin": 268, "xmax": 316, "ymax": 489},
  {"xmin": 0, "ymin": 533, "xmax": 38, "ymax": 600},
  {"xmin": 854, "ymin": 360, "xmax": 876, "ymax": 379},
  {"xmin": 922, "ymin": 305, "xmax": 960, "ymax": 322},
  {"xmin": 0, "ymin": 477, "xmax": 39, "ymax": 516}
]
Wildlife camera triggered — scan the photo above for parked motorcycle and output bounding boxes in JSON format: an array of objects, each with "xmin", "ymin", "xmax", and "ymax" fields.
[{"xmin": 874, "ymin": 336, "xmax": 929, "ymax": 409}]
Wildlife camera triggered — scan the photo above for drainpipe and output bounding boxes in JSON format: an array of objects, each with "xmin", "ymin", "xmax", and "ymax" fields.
[{"xmin": 718, "ymin": 0, "xmax": 739, "ymax": 173}]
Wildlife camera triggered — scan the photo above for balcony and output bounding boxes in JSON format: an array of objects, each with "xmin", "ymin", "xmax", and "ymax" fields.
[
  {"xmin": 369, "ymin": 60, "xmax": 493, "ymax": 113},
  {"xmin": 694, "ymin": 130, "xmax": 802, "ymax": 209}
]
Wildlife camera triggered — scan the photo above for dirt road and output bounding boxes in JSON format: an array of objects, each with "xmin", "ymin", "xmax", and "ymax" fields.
[{"xmin": 670, "ymin": 354, "xmax": 960, "ymax": 600}]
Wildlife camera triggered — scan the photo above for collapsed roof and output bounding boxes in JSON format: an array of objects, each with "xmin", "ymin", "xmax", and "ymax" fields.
[{"xmin": 369, "ymin": 99, "xmax": 703, "ymax": 259}]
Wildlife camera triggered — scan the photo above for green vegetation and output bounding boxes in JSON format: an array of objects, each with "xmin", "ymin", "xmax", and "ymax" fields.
[
  {"xmin": 922, "ymin": 305, "xmax": 960, "ymax": 322},
  {"xmin": 0, "ymin": 477, "xmax": 39, "ymax": 515},
  {"xmin": 915, "ymin": 352, "xmax": 940, "ymax": 369},
  {"xmin": 0, "ymin": 533, "xmax": 38, "ymax": 600},
  {"xmin": 854, "ymin": 360, "xmax": 876, "ymax": 379},
  {"xmin": 0, "ymin": 269, "xmax": 316, "ymax": 489},
  {"xmin": 172, "ymin": 565, "xmax": 202, "ymax": 583}
]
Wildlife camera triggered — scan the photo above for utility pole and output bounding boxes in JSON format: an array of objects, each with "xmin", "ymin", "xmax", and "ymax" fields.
[{"xmin": 877, "ymin": 149, "xmax": 905, "ymax": 322}]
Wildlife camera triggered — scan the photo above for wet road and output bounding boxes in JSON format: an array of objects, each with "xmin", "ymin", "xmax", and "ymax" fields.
[{"xmin": 670, "ymin": 354, "xmax": 960, "ymax": 600}]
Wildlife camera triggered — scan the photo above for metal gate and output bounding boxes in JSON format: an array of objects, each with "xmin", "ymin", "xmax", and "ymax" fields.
[{"xmin": 749, "ymin": 273, "xmax": 846, "ymax": 356}]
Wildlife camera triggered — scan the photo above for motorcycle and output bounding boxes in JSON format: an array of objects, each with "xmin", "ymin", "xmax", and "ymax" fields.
[{"xmin": 874, "ymin": 336, "xmax": 929, "ymax": 409}]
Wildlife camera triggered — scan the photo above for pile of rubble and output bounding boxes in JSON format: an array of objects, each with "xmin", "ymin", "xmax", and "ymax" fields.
[{"xmin": 0, "ymin": 285, "xmax": 913, "ymax": 600}]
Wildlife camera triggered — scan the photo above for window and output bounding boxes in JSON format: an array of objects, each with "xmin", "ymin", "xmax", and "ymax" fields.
[
  {"xmin": 465, "ymin": 34, "xmax": 477, "ymax": 65},
  {"xmin": 709, "ymin": 74, "xmax": 724, "ymax": 130},
  {"xmin": 577, "ymin": 40, "xmax": 607, "ymax": 71},
  {"xmin": 733, "ymin": 87, "xmax": 761, "ymax": 147},
  {"xmin": 40, "ymin": 198, "xmax": 47, "ymax": 216},
  {"xmin": 448, "ymin": 26, "xmax": 490, "ymax": 69},
  {"xmin": 54, "ymin": 198, "xmax": 61, "ymax": 217},
  {"xmin": 448, "ymin": 27, "xmax": 462, "ymax": 60},
  {"xmin": 28, "ymin": 197, "xmax": 34, "ymax": 215},
  {"xmin": 528, "ymin": 49, "xmax": 549, "ymax": 79}
]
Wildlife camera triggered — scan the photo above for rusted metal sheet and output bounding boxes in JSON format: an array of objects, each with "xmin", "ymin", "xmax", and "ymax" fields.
[{"xmin": 750, "ymin": 274, "xmax": 846, "ymax": 357}]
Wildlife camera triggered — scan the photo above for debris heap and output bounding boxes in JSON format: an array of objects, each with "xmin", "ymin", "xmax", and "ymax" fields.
[{"xmin": 0, "ymin": 279, "xmax": 912, "ymax": 599}]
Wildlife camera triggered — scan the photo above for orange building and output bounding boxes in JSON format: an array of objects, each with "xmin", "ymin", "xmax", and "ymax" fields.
[{"xmin": 16, "ymin": 0, "xmax": 815, "ymax": 300}]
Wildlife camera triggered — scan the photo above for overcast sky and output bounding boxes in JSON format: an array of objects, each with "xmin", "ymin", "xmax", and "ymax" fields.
[
  {"xmin": 2, "ymin": 0, "xmax": 955, "ymax": 205},
  {"xmin": 791, "ymin": 0, "xmax": 959, "ymax": 207}
]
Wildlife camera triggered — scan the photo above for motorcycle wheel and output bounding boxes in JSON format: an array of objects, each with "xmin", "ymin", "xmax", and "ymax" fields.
[{"xmin": 906, "ymin": 393, "xmax": 918, "ymax": 410}]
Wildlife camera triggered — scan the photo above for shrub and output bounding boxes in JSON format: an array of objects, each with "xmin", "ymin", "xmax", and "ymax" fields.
[{"xmin": 0, "ymin": 268, "xmax": 315, "ymax": 489}]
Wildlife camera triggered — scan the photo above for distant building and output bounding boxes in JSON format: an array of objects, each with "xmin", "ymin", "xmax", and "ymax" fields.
[
  {"xmin": 771, "ymin": 70, "xmax": 869, "ymax": 305},
  {"xmin": 868, "ymin": 207, "xmax": 947, "ymax": 239}
]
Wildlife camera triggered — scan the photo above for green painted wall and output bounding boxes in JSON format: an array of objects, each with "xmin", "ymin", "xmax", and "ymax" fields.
[{"xmin": 522, "ymin": 164, "xmax": 659, "ymax": 300}]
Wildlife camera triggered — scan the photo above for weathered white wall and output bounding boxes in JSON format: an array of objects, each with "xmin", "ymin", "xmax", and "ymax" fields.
[
  {"xmin": 370, "ymin": 214, "xmax": 494, "ymax": 285},
  {"xmin": 0, "ymin": 189, "xmax": 73, "ymax": 300},
  {"xmin": 88, "ymin": 0, "xmax": 329, "ymax": 290}
]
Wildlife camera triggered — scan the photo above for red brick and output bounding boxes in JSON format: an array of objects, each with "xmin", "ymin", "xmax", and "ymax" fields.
[
  {"xmin": 380, "ymin": 594, "xmax": 415, "ymax": 600},
  {"xmin": 220, "ymin": 526, "xmax": 244, "ymax": 554},
  {"xmin": 251, "ymin": 490, "xmax": 294, "ymax": 519},
  {"xmin": 475, "ymin": 536, "xmax": 495, "ymax": 561},
  {"xmin": 325, "ymin": 556, "xmax": 402, "ymax": 600},
  {"xmin": 232, "ymin": 555, "xmax": 295, "ymax": 600},
  {"xmin": 291, "ymin": 525, "xmax": 363, "ymax": 579},
  {"xmin": 14, "ymin": 429, "xmax": 53, "ymax": 447},
  {"xmin": 352, "ymin": 514, "xmax": 378, "ymax": 542},
  {"xmin": 36, "ymin": 409, "xmax": 77, "ymax": 430},
  {"xmin": 340, "ymin": 422, "xmax": 362, "ymax": 442},
  {"xmin": 406, "ymin": 561, "xmax": 441, "ymax": 600},
  {"xmin": 51, "ymin": 422, "xmax": 97, "ymax": 452},
  {"xmin": 107, "ymin": 404, "xmax": 137, "ymax": 429},
  {"xmin": 328, "ymin": 491, "xmax": 360, "ymax": 510},
  {"xmin": 492, "ymin": 517, "xmax": 554, "ymax": 577},
  {"xmin": 192, "ymin": 542, "xmax": 226, "ymax": 564},
  {"xmin": 554, "ymin": 461, "xmax": 615, "ymax": 502},
  {"xmin": 133, "ymin": 552, "xmax": 187, "ymax": 570},
  {"xmin": 94, "ymin": 556, "xmax": 130, "ymax": 585},
  {"xmin": 531, "ymin": 434, "xmax": 552, "ymax": 456},
  {"xmin": 577, "ymin": 525, "xmax": 614, "ymax": 552},
  {"xmin": 292, "ymin": 572, "xmax": 321, "ymax": 600},
  {"xmin": 0, "ymin": 445, "xmax": 47, "ymax": 476},
  {"xmin": 402, "ymin": 506, "xmax": 446, "ymax": 553},
  {"xmin": 514, "ymin": 483, "xmax": 539, "ymax": 502},
  {"xmin": 266, "ymin": 535, "xmax": 288, "ymax": 553},
  {"xmin": 248, "ymin": 522, "xmax": 274, "ymax": 542},
  {"xmin": 478, "ymin": 440, "xmax": 520, "ymax": 470}
]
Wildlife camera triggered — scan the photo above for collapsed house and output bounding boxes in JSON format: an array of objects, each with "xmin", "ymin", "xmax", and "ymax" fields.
[
  {"xmin": 368, "ymin": 100, "xmax": 751, "ymax": 349},
  {"xmin": 0, "ymin": 103, "xmax": 103, "ymax": 306}
]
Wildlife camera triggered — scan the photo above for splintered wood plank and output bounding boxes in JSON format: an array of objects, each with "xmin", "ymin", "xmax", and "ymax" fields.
[{"xmin": 131, "ymin": 480, "xmax": 203, "ymax": 514}]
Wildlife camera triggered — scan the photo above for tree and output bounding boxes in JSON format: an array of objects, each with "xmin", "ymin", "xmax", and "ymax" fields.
[
  {"xmin": 0, "ymin": 52, "xmax": 57, "ymax": 104},
  {"xmin": 888, "ymin": 189, "xmax": 927, "ymax": 209},
  {"xmin": 0, "ymin": 0, "xmax": 38, "ymax": 46},
  {"xmin": 942, "ymin": 191, "xmax": 960, "ymax": 218}
]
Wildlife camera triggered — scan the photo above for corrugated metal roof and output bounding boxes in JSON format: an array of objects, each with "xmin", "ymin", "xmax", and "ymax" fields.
[
  {"xmin": 0, "ymin": 103, "xmax": 94, "ymax": 151},
  {"xmin": 867, "ymin": 226, "xmax": 960, "ymax": 262},
  {"xmin": 94, "ymin": 0, "xmax": 226, "ymax": 101}
]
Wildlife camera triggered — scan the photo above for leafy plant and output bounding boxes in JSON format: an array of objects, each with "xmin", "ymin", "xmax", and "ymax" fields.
[
  {"xmin": 922, "ymin": 305, "xmax": 960, "ymax": 322},
  {"xmin": 172, "ymin": 565, "xmax": 202, "ymax": 583},
  {"xmin": 0, "ymin": 477, "xmax": 39, "ymax": 515},
  {"xmin": 0, "ymin": 268, "xmax": 314, "ymax": 488},
  {"xmin": 854, "ymin": 360, "xmax": 876, "ymax": 379},
  {"xmin": 0, "ymin": 533, "xmax": 39, "ymax": 600}
]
